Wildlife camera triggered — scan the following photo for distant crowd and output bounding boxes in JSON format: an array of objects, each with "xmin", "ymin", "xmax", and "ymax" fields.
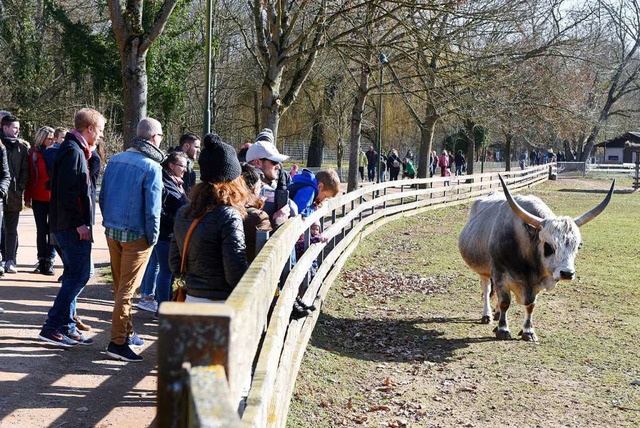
[{"xmin": 0, "ymin": 108, "xmax": 340, "ymax": 363}]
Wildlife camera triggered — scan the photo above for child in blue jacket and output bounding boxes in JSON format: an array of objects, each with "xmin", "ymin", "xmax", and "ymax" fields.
[{"xmin": 288, "ymin": 169, "xmax": 340, "ymax": 218}]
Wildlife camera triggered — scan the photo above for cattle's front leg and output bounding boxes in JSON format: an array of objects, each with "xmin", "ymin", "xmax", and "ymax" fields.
[
  {"xmin": 518, "ymin": 303, "xmax": 538, "ymax": 342},
  {"xmin": 492, "ymin": 289, "xmax": 511, "ymax": 340},
  {"xmin": 480, "ymin": 276, "xmax": 492, "ymax": 324}
]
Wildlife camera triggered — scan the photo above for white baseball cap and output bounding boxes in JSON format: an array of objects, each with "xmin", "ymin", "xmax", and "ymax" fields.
[{"xmin": 246, "ymin": 140, "xmax": 289, "ymax": 163}]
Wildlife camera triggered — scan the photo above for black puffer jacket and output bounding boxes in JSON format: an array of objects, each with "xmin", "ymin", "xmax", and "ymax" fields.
[{"xmin": 169, "ymin": 204, "xmax": 248, "ymax": 300}]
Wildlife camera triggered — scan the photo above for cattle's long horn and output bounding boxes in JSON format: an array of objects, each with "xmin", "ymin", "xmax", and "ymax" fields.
[
  {"xmin": 498, "ymin": 175, "xmax": 543, "ymax": 229},
  {"xmin": 574, "ymin": 180, "xmax": 615, "ymax": 227}
]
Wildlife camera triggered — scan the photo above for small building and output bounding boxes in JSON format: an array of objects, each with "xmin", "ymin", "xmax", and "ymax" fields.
[{"xmin": 595, "ymin": 132, "xmax": 640, "ymax": 164}]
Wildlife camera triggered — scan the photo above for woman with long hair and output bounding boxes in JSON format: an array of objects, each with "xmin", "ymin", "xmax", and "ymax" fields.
[
  {"xmin": 169, "ymin": 133, "xmax": 249, "ymax": 302},
  {"xmin": 25, "ymin": 126, "xmax": 56, "ymax": 275}
]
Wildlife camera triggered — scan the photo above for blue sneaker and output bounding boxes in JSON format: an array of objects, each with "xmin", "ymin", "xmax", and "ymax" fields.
[
  {"xmin": 39, "ymin": 330, "xmax": 77, "ymax": 348},
  {"xmin": 126, "ymin": 332, "xmax": 144, "ymax": 347},
  {"xmin": 65, "ymin": 328, "xmax": 93, "ymax": 346}
]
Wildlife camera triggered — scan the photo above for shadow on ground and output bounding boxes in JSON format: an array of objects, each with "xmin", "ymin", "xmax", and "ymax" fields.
[
  {"xmin": 0, "ymin": 277, "xmax": 158, "ymax": 428},
  {"xmin": 310, "ymin": 313, "xmax": 493, "ymax": 364}
]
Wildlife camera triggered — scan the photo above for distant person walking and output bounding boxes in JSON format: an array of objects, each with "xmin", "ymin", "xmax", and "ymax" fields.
[
  {"xmin": 439, "ymin": 150, "xmax": 450, "ymax": 177},
  {"xmin": 365, "ymin": 145, "xmax": 377, "ymax": 182}
]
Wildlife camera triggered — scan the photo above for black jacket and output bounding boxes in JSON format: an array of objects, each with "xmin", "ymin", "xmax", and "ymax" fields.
[
  {"xmin": 2, "ymin": 135, "xmax": 29, "ymax": 212},
  {"xmin": 169, "ymin": 204, "xmax": 248, "ymax": 300},
  {"xmin": 88, "ymin": 150, "xmax": 101, "ymax": 225},
  {"xmin": 0, "ymin": 143, "xmax": 11, "ymax": 201},
  {"xmin": 159, "ymin": 170, "xmax": 189, "ymax": 241},
  {"xmin": 50, "ymin": 134, "xmax": 93, "ymax": 233}
]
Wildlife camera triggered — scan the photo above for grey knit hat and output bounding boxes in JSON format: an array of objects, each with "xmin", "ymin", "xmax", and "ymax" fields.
[
  {"xmin": 198, "ymin": 133, "xmax": 242, "ymax": 184},
  {"xmin": 255, "ymin": 128, "xmax": 274, "ymax": 144}
]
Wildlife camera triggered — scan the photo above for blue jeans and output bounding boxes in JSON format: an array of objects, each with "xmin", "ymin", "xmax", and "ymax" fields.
[
  {"xmin": 140, "ymin": 247, "xmax": 159, "ymax": 297},
  {"xmin": 3, "ymin": 210, "xmax": 19, "ymax": 262},
  {"xmin": 140, "ymin": 240, "xmax": 173, "ymax": 304},
  {"xmin": 32, "ymin": 200, "xmax": 56, "ymax": 262},
  {"xmin": 367, "ymin": 165, "xmax": 376, "ymax": 181},
  {"xmin": 42, "ymin": 230, "xmax": 91, "ymax": 334},
  {"xmin": 154, "ymin": 240, "xmax": 173, "ymax": 305}
]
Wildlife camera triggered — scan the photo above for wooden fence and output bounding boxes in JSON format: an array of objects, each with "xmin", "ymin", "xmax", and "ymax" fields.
[{"xmin": 157, "ymin": 165, "xmax": 553, "ymax": 427}]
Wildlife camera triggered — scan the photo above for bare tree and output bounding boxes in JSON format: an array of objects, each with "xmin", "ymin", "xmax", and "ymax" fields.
[
  {"xmin": 573, "ymin": 0, "xmax": 640, "ymax": 161},
  {"xmin": 107, "ymin": 0, "xmax": 179, "ymax": 145}
]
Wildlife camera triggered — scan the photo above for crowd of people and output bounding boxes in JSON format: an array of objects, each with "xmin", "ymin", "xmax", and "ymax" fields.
[
  {"xmin": 0, "ymin": 108, "xmax": 342, "ymax": 362},
  {"xmin": 359, "ymin": 145, "xmax": 416, "ymax": 182}
]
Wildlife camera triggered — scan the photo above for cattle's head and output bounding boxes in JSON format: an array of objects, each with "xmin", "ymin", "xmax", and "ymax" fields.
[{"xmin": 499, "ymin": 175, "xmax": 614, "ymax": 281}]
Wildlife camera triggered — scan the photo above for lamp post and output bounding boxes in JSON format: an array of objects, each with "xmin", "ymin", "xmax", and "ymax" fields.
[
  {"xmin": 203, "ymin": 0, "xmax": 213, "ymax": 136},
  {"xmin": 376, "ymin": 53, "xmax": 389, "ymax": 183}
]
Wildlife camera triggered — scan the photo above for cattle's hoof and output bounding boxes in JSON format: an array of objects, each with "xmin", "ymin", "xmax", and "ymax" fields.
[
  {"xmin": 493, "ymin": 328, "xmax": 511, "ymax": 340},
  {"xmin": 481, "ymin": 315, "xmax": 491, "ymax": 324},
  {"xmin": 493, "ymin": 311, "xmax": 500, "ymax": 321},
  {"xmin": 518, "ymin": 330, "xmax": 538, "ymax": 342}
]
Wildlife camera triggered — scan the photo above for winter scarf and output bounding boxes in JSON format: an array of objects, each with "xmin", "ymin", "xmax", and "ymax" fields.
[{"xmin": 128, "ymin": 136, "xmax": 165, "ymax": 164}]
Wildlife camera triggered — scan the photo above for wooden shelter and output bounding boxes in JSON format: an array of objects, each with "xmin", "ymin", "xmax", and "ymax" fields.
[{"xmin": 595, "ymin": 132, "xmax": 640, "ymax": 163}]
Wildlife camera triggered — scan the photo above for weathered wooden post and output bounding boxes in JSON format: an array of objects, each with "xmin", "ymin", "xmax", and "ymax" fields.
[{"xmin": 157, "ymin": 303, "xmax": 239, "ymax": 427}]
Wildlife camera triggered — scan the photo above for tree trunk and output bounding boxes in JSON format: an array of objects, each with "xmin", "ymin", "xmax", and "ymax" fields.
[
  {"xmin": 465, "ymin": 121, "xmax": 476, "ymax": 175},
  {"xmin": 108, "ymin": 0, "xmax": 178, "ymax": 149},
  {"xmin": 260, "ymin": 64, "xmax": 284, "ymax": 139},
  {"xmin": 504, "ymin": 131, "xmax": 512, "ymax": 171},
  {"xmin": 121, "ymin": 39, "xmax": 148, "ymax": 147},
  {"xmin": 307, "ymin": 117, "xmax": 324, "ymax": 167},
  {"xmin": 253, "ymin": 89, "xmax": 260, "ymax": 136},
  {"xmin": 307, "ymin": 77, "xmax": 340, "ymax": 167},
  {"xmin": 579, "ymin": 124, "xmax": 601, "ymax": 162},
  {"xmin": 336, "ymin": 139, "xmax": 344, "ymax": 172},
  {"xmin": 417, "ymin": 111, "xmax": 437, "ymax": 179},
  {"xmin": 347, "ymin": 64, "xmax": 370, "ymax": 192}
]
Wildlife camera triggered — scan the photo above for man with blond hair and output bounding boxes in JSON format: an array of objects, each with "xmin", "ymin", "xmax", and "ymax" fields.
[
  {"xmin": 100, "ymin": 117, "xmax": 164, "ymax": 362},
  {"xmin": 39, "ymin": 108, "xmax": 106, "ymax": 347}
]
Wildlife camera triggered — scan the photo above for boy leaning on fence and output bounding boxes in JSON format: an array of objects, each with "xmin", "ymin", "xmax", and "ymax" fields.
[{"xmin": 288, "ymin": 168, "xmax": 341, "ymax": 319}]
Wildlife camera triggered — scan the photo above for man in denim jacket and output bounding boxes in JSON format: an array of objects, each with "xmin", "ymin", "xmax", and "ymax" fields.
[{"xmin": 100, "ymin": 117, "xmax": 164, "ymax": 362}]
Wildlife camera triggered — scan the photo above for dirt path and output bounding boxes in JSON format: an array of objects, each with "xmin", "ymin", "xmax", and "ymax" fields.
[{"xmin": 0, "ymin": 209, "xmax": 157, "ymax": 428}]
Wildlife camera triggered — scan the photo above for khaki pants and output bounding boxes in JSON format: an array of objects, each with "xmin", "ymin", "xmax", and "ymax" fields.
[{"xmin": 107, "ymin": 237, "xmax": 152, "ymax": 345}]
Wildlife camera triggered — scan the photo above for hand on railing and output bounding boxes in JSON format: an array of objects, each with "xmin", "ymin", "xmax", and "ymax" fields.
[
  {"xmin": 315, "ymin": 233, "xmax": 330, "ymax": 244},
  {"xmin": 272, "ymin": 205, "xmax": 291, "ymax": 227}
]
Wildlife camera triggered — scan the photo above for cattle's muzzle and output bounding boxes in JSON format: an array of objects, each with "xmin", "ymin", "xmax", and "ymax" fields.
[{"xmin": 559, "ymin": 270, "xmax": 575, "ymax": 280}]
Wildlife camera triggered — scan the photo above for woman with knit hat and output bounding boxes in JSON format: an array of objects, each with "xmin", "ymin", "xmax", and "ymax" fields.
[{"xmin": 169, "ymin": 133, "xmax": 250, "ymax": 302}]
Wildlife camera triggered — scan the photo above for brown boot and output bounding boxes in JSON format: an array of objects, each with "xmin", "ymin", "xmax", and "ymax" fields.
[{"xmin": 74, "ymin": 316, "xmax": 92, "ymax": 331}]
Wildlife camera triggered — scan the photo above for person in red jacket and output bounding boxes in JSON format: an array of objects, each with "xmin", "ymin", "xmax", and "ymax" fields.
[{"xmin": 25, "ymin": 126, "xmax": 57, "ymax": 276}]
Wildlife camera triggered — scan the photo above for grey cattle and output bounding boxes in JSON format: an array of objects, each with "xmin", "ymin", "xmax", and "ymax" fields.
[{"xmin": 458, "ymin": 176, "xmax": 614, "ymax": 342}]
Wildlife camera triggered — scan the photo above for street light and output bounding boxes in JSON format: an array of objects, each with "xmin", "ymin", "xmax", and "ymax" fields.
[
  {"xmin": 376, "ymin": 53, "xmax": 389, "ymax": 184},
  {"xmin": 203, "ymin": 0, "xmax": 213, "ymax": 136}
]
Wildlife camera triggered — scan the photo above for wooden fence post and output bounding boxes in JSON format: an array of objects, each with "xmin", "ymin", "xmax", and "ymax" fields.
[{"xmin": 157, "ymin": 303, "xmax": 235, "ymax": 427}]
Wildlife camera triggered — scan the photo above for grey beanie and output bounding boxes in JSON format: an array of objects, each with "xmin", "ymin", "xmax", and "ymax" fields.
[{"xmin": 255, "ymin": 128, "xmax": 274, "ymax": 144}]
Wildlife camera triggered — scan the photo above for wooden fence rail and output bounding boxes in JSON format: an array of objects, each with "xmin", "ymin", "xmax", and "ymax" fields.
[{"xmin": 157, "ymin": 165, "xmax": 552, "ymax": 427}]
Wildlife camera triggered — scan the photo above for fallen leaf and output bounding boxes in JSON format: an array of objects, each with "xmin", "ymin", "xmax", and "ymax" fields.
[{"xmin": 368, "ymin": 405, "xmax": 391, "ymax": 412}]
